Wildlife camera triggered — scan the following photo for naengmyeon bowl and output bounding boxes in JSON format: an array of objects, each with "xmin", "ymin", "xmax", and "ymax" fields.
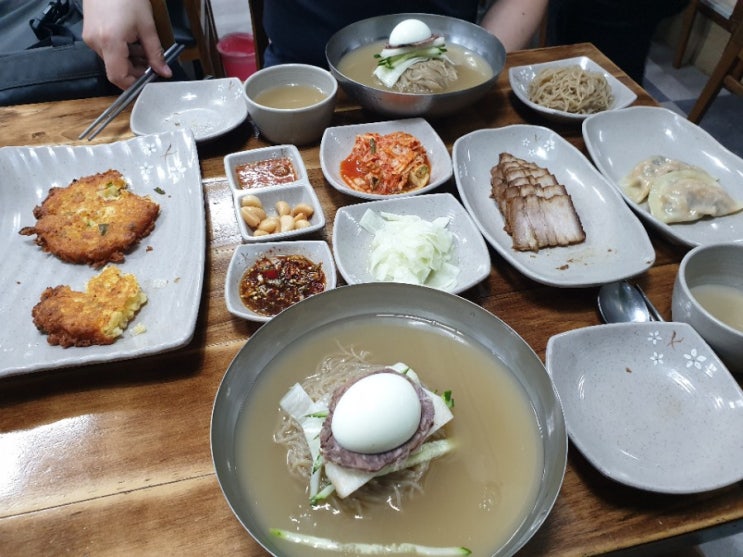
[
  {"xmin": 211, "ymin": 283, "xmax": 567, "ymax": 557},
  {"xmin": 326, "ymin": 13, "xmax": 506, "ymax": 118}
]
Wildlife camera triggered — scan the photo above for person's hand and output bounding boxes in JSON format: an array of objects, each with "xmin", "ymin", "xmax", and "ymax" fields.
[{"xmin": 82, "ymin": 0, "xmax": 172, "ymax": 90}]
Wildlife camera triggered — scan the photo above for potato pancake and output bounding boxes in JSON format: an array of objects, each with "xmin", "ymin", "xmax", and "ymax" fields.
[
  {"xmin": 19, "ymin": 169, "xmax": 160, "ymax": 268},
  {"xmin": 32, "ymin": 265, "xmax": 147, "ymax": 348}
]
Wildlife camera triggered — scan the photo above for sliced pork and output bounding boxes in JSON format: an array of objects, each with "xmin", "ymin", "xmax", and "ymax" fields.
[{"xmin": 491, "ymin": 153, "xmax": 586, "ymax": 251}]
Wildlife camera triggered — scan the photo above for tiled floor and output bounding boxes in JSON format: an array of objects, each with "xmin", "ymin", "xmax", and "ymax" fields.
[
  {"xmin": 211, "ymin": 3, "xmax": 743, "ymax": 555},
  {"xmin": 643, "ymin": 40, "xmax": 743, "ymax": 158}
]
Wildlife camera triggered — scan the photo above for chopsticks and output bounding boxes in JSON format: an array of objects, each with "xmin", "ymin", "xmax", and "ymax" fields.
[{"xmin": 78, "ymin": 43, "xmax": 185, "ymax": 141}]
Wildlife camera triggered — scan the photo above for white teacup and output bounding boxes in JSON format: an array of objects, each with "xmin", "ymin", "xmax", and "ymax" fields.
[
  {"xmin": 672, "ymin": 243, "xmax": 743, "ymax": 374},
  {"xmin": 243, "ymin": 63, "xmax": 337, "ymax": 145}
]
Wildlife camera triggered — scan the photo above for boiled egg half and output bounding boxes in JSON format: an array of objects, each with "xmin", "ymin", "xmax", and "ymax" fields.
[
  {"xmin": 388, "ymin": 19, "xmax": 433, "ymax": 47},
  {"xmin": 331, "ymin": 372, "xmax": 422, "ymax": 454}
]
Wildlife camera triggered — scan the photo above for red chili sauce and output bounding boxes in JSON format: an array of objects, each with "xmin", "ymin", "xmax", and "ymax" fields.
[
  {"xmin": 235, "ymin": 157, "xmax": 297, "ymax": 189},
  {"xmin": 239, "ymin": 254, "xmax": 326, "ymax": 316}
]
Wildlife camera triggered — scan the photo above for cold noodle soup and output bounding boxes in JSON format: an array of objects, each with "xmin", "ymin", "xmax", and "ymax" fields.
[{"xmin": 234, "ymin": 314, "xmax": 543, "ymax": 556}]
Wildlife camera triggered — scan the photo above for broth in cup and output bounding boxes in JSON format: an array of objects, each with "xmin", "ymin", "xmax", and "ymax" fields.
[
  {"xmin": 244, "ymin": 64, "xmax": 338, "ymax": 145},
  {"xmin": 672, "ymin": 243, "xmax": 743, "ymax": 374}
]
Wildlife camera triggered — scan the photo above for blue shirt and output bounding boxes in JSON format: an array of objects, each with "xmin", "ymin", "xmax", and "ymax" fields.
[{"xmin": 263, "ymin": 1, "xmax": 482, "ymax": 67}]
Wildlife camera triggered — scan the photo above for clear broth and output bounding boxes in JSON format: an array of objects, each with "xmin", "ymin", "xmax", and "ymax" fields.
[
  {"xmin": 253, "ymin": 84, "xmax": 327, "ymax": 109},
  {"xmin": 336, "ymin": 40, "xmax": 493, "ymax": 93},
  {"xmin": 234, "ymin": 315, "xmax": 544, "ymax": 556},
  {"xmin": 692, "ymin": 283, "xmax": 743, "ymax": 332}
]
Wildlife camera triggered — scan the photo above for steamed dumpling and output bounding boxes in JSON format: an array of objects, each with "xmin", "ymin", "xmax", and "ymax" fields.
[
  {"xmin": 647, "ymin": 168, "xmax": 743, "ymax": 223},
  {"xmin": 621, "ymin": 156, "xmax": 694, "ymax": 203}
]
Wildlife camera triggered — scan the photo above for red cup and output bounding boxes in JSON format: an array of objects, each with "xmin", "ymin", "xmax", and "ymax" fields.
[{"xmin": 217, "ymin": 33, "xmax": 257, "ymax": 80}]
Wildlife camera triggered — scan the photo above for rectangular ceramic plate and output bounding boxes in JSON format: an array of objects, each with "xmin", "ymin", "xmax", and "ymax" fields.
[
  {"xmin": 453, "ymin": 125, "xmax": 655, "ymax": 287},
  {"xmin": 583, "ymin": 106, "xmax": 743, "ymax": 247},
  {"xmin": 0, "ymin": 131, "xmax": 205, "ymax": 377},
  {"xmin": 320, "ymin": 118, "xmax": 453, "ymax": 200}
]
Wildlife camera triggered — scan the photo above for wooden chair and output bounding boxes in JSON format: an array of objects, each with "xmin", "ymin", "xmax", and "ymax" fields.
[
  {"xmin": 150, "ymin": 0, "xmax": 225, "ymax": 78},
  {"xmin": 687, "ymin": 12, "xmax": 743, "ymax": 122},
  {"xmin": 674, "ymin": 0, "xmax": 742, "ymax": 67},
  {"xmin": 248, "ymin": 0, "xmax": 267, "ymax": 69}
]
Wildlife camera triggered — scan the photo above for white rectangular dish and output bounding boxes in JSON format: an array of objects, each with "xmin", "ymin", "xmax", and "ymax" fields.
[
  {"xmin": 453, "ymin": 125, "xmax": 655, "ymax": 287},
  {"xmin": 0, "ymin": 131, "xmax": 205, "ymax": 377},
  {"xmin": 583, "ymin": 106, "xmax": 743, "ymax": 247},
  {"xmin": 332, "ymin": 193, "xmax": 491, "ymax": 294}
]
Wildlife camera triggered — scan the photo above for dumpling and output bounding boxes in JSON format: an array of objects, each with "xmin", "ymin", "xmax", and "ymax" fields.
[
  {"xmin": 647, "ymin": 168, "xmax": 743, "ymax": 223},
  {"xmin": 621, "ymin": 156, "xmax": 694, "ymax": 203}
]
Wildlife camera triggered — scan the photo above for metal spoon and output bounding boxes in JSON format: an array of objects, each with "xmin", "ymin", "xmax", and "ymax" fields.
[{"xmin": 597, "ymin": 280, "xmax": 665, "ymax": 324}]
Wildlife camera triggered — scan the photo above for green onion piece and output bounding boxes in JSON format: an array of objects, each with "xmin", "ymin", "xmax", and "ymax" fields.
[
  {"xmin": 270, "ymin": 529, "xmax": 471, "ymax": 556},
  {"xmin": 98, "ymin": 223, "xmax": 109, "ymax": 236},
  {"xmin": 154, "ymin": 187, "xmax": 166, "ymax": 195}
]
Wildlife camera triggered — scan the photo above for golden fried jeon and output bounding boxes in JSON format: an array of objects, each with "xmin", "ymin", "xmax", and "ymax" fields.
[
  {"xmin": 32, "ymin": 265, "xmax": 147, "ymax": 348},
  {"xmin": 19, "ymin": 169, "xmax": 160, "ymax": 268}
]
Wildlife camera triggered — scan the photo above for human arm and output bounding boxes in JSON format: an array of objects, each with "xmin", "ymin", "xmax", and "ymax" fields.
[
  {"xmin": 479, "ymin": 0, "xmax": 548, "ymax": 51},
  {"xmin": 82, "ymin": 0, "xmax": 172, "ymax": 90}
]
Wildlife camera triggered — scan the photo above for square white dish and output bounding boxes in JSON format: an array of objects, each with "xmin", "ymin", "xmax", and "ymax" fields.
[
  {"xmin": 225, "ymin": 241, "xmax": 337, "ymax": 322},
  {"xmin": 452, "ymin": 125, "xmax": 655, "ymax": 288},
  {"xmin": 509, "ymin": 56, "xmax": 637, "ymax": 123},
  {"xmin": 546, "ymin": 322, "xmax": 743, "ymax": 494},
  {"xmin": 583, "ymin": 106, "xmax": 743, "ymax": 247},
  {"xmin": 332, "ymin": 193, "xmax": 491, "ymax": 294},
  {"xmin": 233, "ymin": 182, "xmax": 325, "ymax": 242},
  {"xmin": 319, "ymin": 118, "xmax": 453, "ymax": 200},
  {"xmin": 1, "ymin": 130, "xmax": 205, "ymax": 377},
  {"xmin": 130, "ymin": 78, "xmax": 248, "ymax": 143},
  {"xmin": 224, "ymin": 144, "xmax": 306, "ymax": 194}
]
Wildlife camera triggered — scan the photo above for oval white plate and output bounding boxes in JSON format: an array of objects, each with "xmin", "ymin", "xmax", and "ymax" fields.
[
  {"xmin": 332, "ymin": 192, "xmax": 491, "ymax": 294},
  {"xmin": 583, "ymin": 106, "xmax": 743, "ymax": 247},
  {"xmin": 452, "ymin": 125, "xmax": 655, "ymax": 287},
  {"xmin": 224, "ymin": 240, "xmax": 337, "ymax": 322},
  {"xmin": 509, "ymin": 56, "xmax": 637, "ymax": 124},
  {"xmin": 546, "ymin": 322, "xmax": 743, "ymax": 494},
  {"xmin": 320, "ymin": 118, "xmax": 452, "ymax": 200},
  {"xmin": 131, "ymin": 78, "xmax": 248, "ymax": 143}
]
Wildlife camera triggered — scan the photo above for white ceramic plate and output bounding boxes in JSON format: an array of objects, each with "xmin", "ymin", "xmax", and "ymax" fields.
[
  {"xmin": 452, "ymin": 125, "xmax": 655, "ymax": 287},
  {"xmin": 233, "ymin": 182, "xmax": 325, "ymax": 242},
  {"xmin": 332, "ymin": 193, "xmax": 491, "ymax": 294},
  {"xmin": 509, "ymin": 56, "xmax": 637, "ymax": 124},
  {"xmin": 320, "ymin": 118, "xmax": 453, "ymax": 200},
  {"xmin": 1, "ymin": 131, "xmax": 205, "ymax": 377},
  {"xmin": 224, "ymin": 144, "xmax": 307, "ymax": 194},
  {"xmin": 583, "ymin": 106, "xmax": 743, "ymax": 247},
  {"xmin": 224, "ymin": 240, "xmax": 337, "ymax": 322},
  {"xmin": 131, "ymin": 78, "xmax": 248, "ymax": 142},
  {"xmin": 546, "ymin": 322, "xmax": 743, "ymax": 493}
]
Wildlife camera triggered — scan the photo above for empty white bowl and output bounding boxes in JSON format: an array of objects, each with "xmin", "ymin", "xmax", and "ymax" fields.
[
  {"xmin": 672, "ymin": 243, "xmax": 743, "ymax": 374},
  {"xmin": 243, "ymin": 64, "xmax": 338, "ymax": 145},
  {"xmin": 224, "ymin": 241, "xmax": 337, "ymax": 322}
]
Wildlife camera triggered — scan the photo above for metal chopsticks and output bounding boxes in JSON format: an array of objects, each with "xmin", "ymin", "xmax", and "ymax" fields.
[{"xmin": 78, "ymin": 43, "xmax": 185, "ymax": 141}]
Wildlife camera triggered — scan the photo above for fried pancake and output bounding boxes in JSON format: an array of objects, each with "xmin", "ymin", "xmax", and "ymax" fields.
[
  {"xmin": 32, "ymin": 265, "xmax": 147, "ymax": 348},
  {"xmin": 19, "ymin": 169, "xmax": 160, "ymax": 268}
]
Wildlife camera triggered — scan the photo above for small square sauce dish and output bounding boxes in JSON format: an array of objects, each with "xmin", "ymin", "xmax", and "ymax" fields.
[
  {"xmin": 224, "ymin": 144, "xmax": 306, "ymax": 193},
  {"xmin": 225, "ymin": 240, "xmax": 337, "ymax": 322},
  {"xmin": 233, "ymin": 182, "xmax": 325, "ymax": 242}
]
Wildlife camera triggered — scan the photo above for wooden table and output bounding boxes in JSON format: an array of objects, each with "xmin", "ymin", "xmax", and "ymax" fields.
[{"xmin": 1, "ymin": 43, "xmax": 742, "ymax": 557}]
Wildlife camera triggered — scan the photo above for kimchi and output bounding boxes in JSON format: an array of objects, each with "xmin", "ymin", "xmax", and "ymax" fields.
[{"xmin": 340, "ymin": 131, "xmax": 431, "ymax": 195}]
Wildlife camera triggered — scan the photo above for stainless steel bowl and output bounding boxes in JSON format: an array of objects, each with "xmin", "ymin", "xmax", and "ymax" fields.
[
  {"xmin": 211, "ymin": 282, "xmax": 566, "ymax": 557},
  {"xmin": 325, "ymin": 13, "xmax": 506, "ymax": 118}
]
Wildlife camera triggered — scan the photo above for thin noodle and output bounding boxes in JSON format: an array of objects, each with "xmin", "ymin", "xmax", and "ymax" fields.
[
  {"xmin": 527, "ymin": 65, "xmax": 614, "ymax": 114},
  {"xmin": 273, "ymin": 346, "xmax": 439, "ymax": 514}
]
